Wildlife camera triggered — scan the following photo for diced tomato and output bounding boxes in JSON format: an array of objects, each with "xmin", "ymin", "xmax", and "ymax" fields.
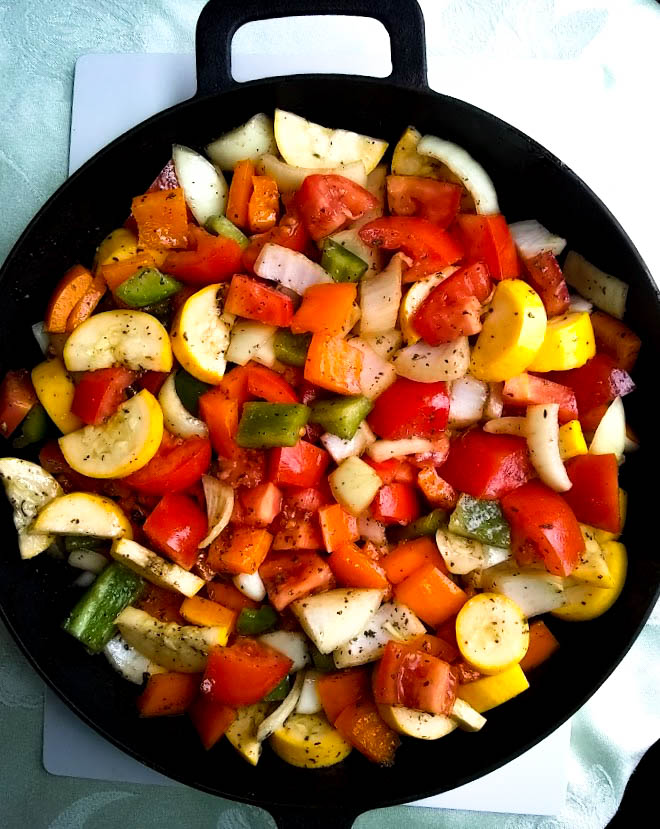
[
  {"xmin": 269, "ymin": 441, "xmax": 330, "ymax": 489},
  {"xmin": 0, "ymin": 369, "xmax": 37, "ymax": 439},
  {"xmin": 161, "ymin": 225, "xmax": 242, "ymax": 284},
  {"xmin": 205, "ymin": 580, "xmax": 259, "ymax": 612},
  {"xmin": 242, "ymin": 207, "xmax": 309, "ymax": 273},
  {"xmin": 359, "ymin": 216, "xmax": 463, "ymax": 280},
  {"xmin": 201, "ymin": 638, "xmax": 292, "ymax": 706},
  {"xmin": 142, "ymin": 493, "xmax": 208, "ymax": 570},
  {"xmin": 295, "ymin": 174, "xmax": 378, "ymax": 240},
  {"xmin": 147, "ymin": 159, "xmax": 179, "ymax": 192},
  {"xmin": 412, "ymin": 262, "xmax": 492, "ymax": 345},
  {"xmin": 522, "ymin": 251, "xmax": 569, "ymax": 317},
  {"xmin": 138, "ymin": 371, "xmax": 169, "ymax": 396},
  {"xmin": 318, "ymin": 503, "xmax": 359, "ymax": 552},
  {"xmin": 198, "ymin": 389, "xmax": 239, "ymax": 459},
  {"xmin": 328, "ymin": 542, "xmax": 389, "ymax": 590},
  {"xmin": 387, "ymin": 176, "xmax": 461, "ymax": 229},
  {"xmin": 562, "ymin": 453, "xmax": 620, "ymax": 534},
  {"xmin": 367, "ymin": 377, "xmax": 449, "ymax": 440},
  {"xmin": 364, "ymin": 458, "xmax": 411, "ymax": 485},
  {"xmin": 124, "ymin": 433, "xmax": 211, "ymax": 494},
  {"xmin": 402, "ymin": 633, "xmax": 460, "ymax": 664},
  {"xmin": 246, "ymin": 364, "xmax": 298, "ymax": 403},
  {"xmin": 225, "ymin": 274, "xmax": 294, "ymax": 327},
  {"xmin": 371, "ymin": 483, "xmax": 420, "ymax": 525},
  {"xmin": 318, "ymin": 668, "xmax": 370, "ymax": 725},
  {"xmin": 382, "ymin": 537, "xmax": 448, "ymax": 584},
  {"xmin": 417, "ymin": 466, "xmax": 458, "ymax": 509},
  {"xmin": 136, "ymin": 672, "xmax": 200, "ymax": 717},
  {"xmin": 272, "ymin": 513, "xmax": 324, "ymax": 551},
  {"xmin": 281, "ymin": 484, "xmax": 332, "ymax": 513},
  {"xmin": 372, "ymin": 641, "xmax": 457, "ymax": 715},
  {"xmin": 259, "ymin": 550, "xmax": 335, "ymax": 611},
  {"xmin": 240, "ymin": 482, "xmax": 282, "ymax": 525},
  {"xmin": 334, "ymin": 700, "xmax": 400, "ymax": 766},
  {"xmin": 188, "ymin": 696, "xmax": 236, "ymax": 750},
  {"xmin": 545, "ymin": 354, "xmax": 635, "ymax": 419},
  {"xmin": 439, "ymin": 429, "xmax": 533, "ymax": 500},
  {"xmin": 71, "ymin": 367, "xmax": 136, "ymax": 425},
  {"xmin": 502, "ymin": 373, "xmax": 578, "ymax": 423},
  {"xmin": 455, "ymin": 214, "xmax": 519, "ymax": 280},
  {"xmin": 454, "ymin": 661, "xmax": 482, "ymax": 684},
  {"xmin": 216, "ymin": 448, "xmax": 266, "ymax": 489},
  {"xmin": 501, "ymin": 480, "xmax": 584, "ymax": 576},
  {"xmin": 590, "ymin": 311, "xmax": 641, "ymax": 372}
]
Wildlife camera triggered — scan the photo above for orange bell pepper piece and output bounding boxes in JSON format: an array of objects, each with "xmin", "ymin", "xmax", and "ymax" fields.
[
  {"xmin": 318, "ymin": 503, "xmax": 359, "ymax": 553},
  {"xmin": 394, "ymin": 562, "xmax": 467, "ymax": 626},
  {"xmin": 334, "ymin": 699, "xmax": 400, "ymax": 766},
  {"xmin": 318, "ymin": 667, "xmax": 370, "ymax": 724},
  {"xmin": 179, "ymin": 595, "xmax": 237, "ymax": 639},
  {"xmin": 590, "ymin": 310, "xmax": 641, "ymax": 372},
  {"xmin": 44, "ymin": 264, "xmax": 93, "ymax": 333},
  {"xmin": 65, "ymin": 273, "xmax": 107, "ymax": 331},
  {"xmin": 291, "ymin": 283, "xmax": 358, "ymax": 336},
  {"xmin": 382, "ymin": 537, "xmax": 448, "ymax": 585},
  {"xmin": 198, "ymin": 388, "xmax": 240, "ymax": 459},
  {"xmin": 417, "ymin": 466, "xmax": 458, "ymax": 509},
  {"xmin": 248, "ymin": 175, "xmax": 280, "ymax": 233},
  {"xmin": 519, "ymin": 620, "xmax": 560, "ymax": 673},
  {"xmin": 134, "ymin": 583, "xmax": 186, "ymax": 624},
  {"xmin": 328, "ymin": 542, "xmax": 389, "ymax": 590},
  {"xmin": 100, "ymin": 251, "xmax": 162, "ymax": 293},
  {"xmin": 304, "ymin": 334, "xmax": 363, "ymax": 395},
  {"xmin": 226, "ymin": 160, "xmax": 255, "ymax": 230},
  {"xmin": 136, "ymin": 672, "xmax": 201, "ymax": 717},
  {"xmin": 131, "ymin": 187, "xmax": 189, "ymax": 249},
  {"xmin": 205, "ymin": 580, "xmax": 260, "ymax": 612},
  {"xmin": 208, "ymin": 526, "xmax": 273, "ymax": 575},
  {"xmin": 188, "ymin": 695, "xmax": 236, "ymax": 750}
]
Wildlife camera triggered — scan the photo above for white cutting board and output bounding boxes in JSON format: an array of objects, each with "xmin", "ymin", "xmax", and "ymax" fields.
[{"xmin": 46, "ymin": 50, "xmax": 575, "ymax": 816}]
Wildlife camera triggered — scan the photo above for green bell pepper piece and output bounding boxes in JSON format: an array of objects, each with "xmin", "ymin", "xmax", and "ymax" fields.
[
  {"xmin": 263, "ymin": 675, "xmax": 291, "ymax": 702},
  {"xmin": 205, "ymin": 214, "xmax": 249, "ymax": 249},
  {"xmin": 311, "ymin": 645, "xmax": 336, "ymax": 673},
  {"xmin": 64, "ymin": 535, "xmax": 108, "ymax": 554},
  {"xmin": 389, "ymin": 508, "xmax": 448, "ymax": 543},
  {"xmin": 274, "ymin": 329, "xmax": 312, "ymax": 367},
  {"xmin": 12, "ymin": 404, "xmax": 49, "ymax": 448},
  {"xmin": 449, "ymin": 494, "xmax": 511, "ymax": 548},
  {"xmin": 62, "ymin": 563, "xmax": 143, "ymax": 653},
  {"xmin": 322, "ymin": 239, "xmax": 368, "ymax": 283},
  {"xmin": 309, "ymin": 396, "xmax": 373, "ymax": 440},
  {"xmin": 237, "ymin": 402, "xmax": 310, "ymax": 448},
  {"xmin": 174, "ymin": 369, "xmax": 211, "ymax": 417},
  {"xmin": 236, "ymin": 605, "xmax": 278, "ymax": 635},
  {"xmin": 114, "ymin": 268, "xmax": 182, "ymax": 308}
]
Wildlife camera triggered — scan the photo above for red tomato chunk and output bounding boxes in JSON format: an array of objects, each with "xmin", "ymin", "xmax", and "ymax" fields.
[
  {"xmin": 201, "ymin": 638, "xmax": 292, "ymax": 706},
  {"xmin": 260, "ymin": 550, "xmax": 335, "ymax": 611},
  {"xmin": 386, "ymin": 175, "xmax": 461, "ymax": 229},
  {"xmin": 269, "ymin": 441, "xmax": 330, "ymax": 489},
  {"xmin": 72, "ymin": 367, "xmax": 137, "ymax": 425},
  {"xmin": 367, "ymin": 377, "xmax": 449, "ymax": 440},
  {"xmin": 373, "ymin": 641, "xmax": 457, "ymax": 715},
  {"xmin": 295, "ymin": 174, "xmax": 378, "ymax": 240},
  {"xmin": 225, "ymin": 274, "xmax": 294, "ymax": 327}
]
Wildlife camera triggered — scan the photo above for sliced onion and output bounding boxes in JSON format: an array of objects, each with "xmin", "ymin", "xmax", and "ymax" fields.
[
  {"xmin": 563, "ymin": 251, "xmax": 627, "ymax": 319},
  {"xmin": 589, "ymin": 397, "xmax": 625, "ymax": 460},
  {"xmin": 226, "ymin": 320, "xmax": 277, "ymax": 366},
  {"xmin": 359, "ymin": 254, "xmax": 404, "ymax": 335},
  {"xmin": 257, "ymin": 154, "xmax": 367, "ymax": 193},
  {"xmin": 349, "ymin": 338, "xmax": 397, "ymax": 399},
  {"xmin": 483, "ymin": 416, "xmax": 527, "ymax": 437},
  {"xmin": 321, "ymin": 421, "xmax": 376, "ymax": 464},
  {"xmin": 568, "ymin": 293, "xmax": 593, "ymax": 314},
  {"xmin": 509, "ymin": 220, "xmax": 566, "ymax": 259},
  {"xmin": 367, "ymin": 438, "xmax": 433, "ymax": 463},
  {"xmin": 392, "ymin": 336, "xmax": 470, "ymax": 383},
  {"xmin": 417, "ymin": 134, "xmax": 499, "ymax": 214},
  {"xmin": 172, "ymin": 144, "xmax": 228, "ymax": 225},
  {"xmin": 104, "ymin": 633, "xmax": 166, "ymax": 685},
  {"xmin": 295, "ymin": 670, "xmax": 323, "ymax": 715},
  {"xmin": 259, "ymin": 631, "xmax": 311, "ymax": 673},
  {"xmin": 73, "ymin": 571, "xmax": 96, "ymax": 588},
  {"xmin": 158, "ymin": 373, "xmax": 209, "ymax": 439},
  {"xmin": 32, "ymin": 321, "xmax": 49, "ymax": 355},
  {"xmin": 233, "ymin": 571, "xmax": 266, "ymax": 603},
  {"xmin": 482, "ymin": 563, "xmax": 566, "ymax": 617},
  {"xmin": 526, "ymin": 403, "xmax": 571, "ymax": 492},
  {"xmin": 255, "ymin": 243, "xmax": 331, "ymax": 294},
  {"xmin": 67, "ymin": 549, "xmax": 108, "ymax": 574},
  {"xmin": 449, "ymin": 376, "xmax": 488, "ymax": 428},
  {"xmin": 484, "ymin": 382, "xmax": 504, "ymax": 420},
  {"xmin": 362, "ymin": 329, "xmax": 402, "ymax": 360},
  {"xmin": 357, "ymin": 513, "xmax": 387, "ymax": 546},
  {"xmin": 206, "ymin": 113, "xmax": 277, "ymax": 170},
  {"xmin": 256, "ymin": 671, "xmax": 304, "ymax": 743},
  {"xmin": 199, "ymin": 475, "xmax": 234, "ymax": 548}
]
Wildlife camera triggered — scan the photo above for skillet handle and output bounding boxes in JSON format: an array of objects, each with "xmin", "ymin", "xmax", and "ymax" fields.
[{"xmin": 195, "ymin": 0, "xmax": 427, "ymax": 94}]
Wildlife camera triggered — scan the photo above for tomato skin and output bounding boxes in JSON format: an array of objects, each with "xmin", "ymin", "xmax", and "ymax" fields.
[
  {"xmin": 545, "ymin": 354, "xmax": 635, "ymax": 419},
  {"xmin": 217, "ymin": 448, "xmax": 266, "ymax": 490},
  {"xmin": 562, "ymin": 453, "xmax": 620, "ymax": 534},
  {"xmin": 367, "ymin": 377, "xmax": 449, "ymax": 440},
  {"xmin": 440, "ymin": 429, "xmax": 533, "ymax": 500},
  {"xmin": 225, "ymin": 274, "xmax": 294, "ymax": 327},
  {"xmin": 502, "ymin": 373, "xmax": 578, "ymax": 423},
  {"xmin": 295, "ymin": 175, "xmax": 378, "ymax": 240},
  {"xmin": 239, "ymin": 482, "xmax": 282, "ymax": 525},
  {"xmin": 242, "ymin": 208, "xmax": 309, "ymax": 273},
  {"xmin": 455, "ymin": 214, "xmax": 519, "ymax": 280},
  {"xmin": 0, "ymin": 369, "xmax": 37, "ymax": 438},
  {"xmin": 372, "ymin": 641, "xmax": 457, "ymax": 715},
  {"xmin": 522, "ymin": 251, "xmax": 569, "ymax": 317},
  {"xmin": 124, "ymin": 433, "xmax": 211, "ymax": 495},
  {"xmin": 143, "ymin": 493, "xmax": 208, "ymax": 570},
  {"xmin": 201, "ymin": 639, "xmax": 292, "ymax": 706},
  {"xmin": 371, "ymin": 483, "xmax": 420, "ymax": 525},
  {"xmin": 71, "ymin": 367, "xmax": 137, "ymax": 425},
  {"xmin": 269, "ymin": 441, "xmax": 330, "ymax": 489},
  {"xmin": 161, "ymin": 225, "xmax": 242, "ymax": 284},
  {"xmin": 501, "ymin": 480, "xmax": 584, "ymax": 576},
  {"xmin": 259, "ymin": 550, "xmax": 335, "ymax": 611},
  {"xmin": 387, "ymin": 175, "xmax": 462, "ymax": 229}
]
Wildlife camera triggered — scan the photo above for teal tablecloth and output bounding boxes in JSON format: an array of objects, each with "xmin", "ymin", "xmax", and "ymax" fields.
[{"xmin": 1, "ymin": 2, "xmax": 659, "ymax": 827}]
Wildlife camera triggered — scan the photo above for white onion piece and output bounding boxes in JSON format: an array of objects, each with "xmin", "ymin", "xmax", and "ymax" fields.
[
  {"xmin": 226, "ymin": 320, "xmax": 277, "ymax": 367},
  {"xmin": 321, "ymin": 421, "xmax": 376, "ymax": 464},
  {"xmin": 357, "ymin": 513, "xmax": 387, "ymax": 546},
  {"xmin": 257, "ymin": 153, "xmax": 367, "ymax": 193},
  {"xmin": 199, "ymin": 476, "xmax": 233, "ymax": 548},
  {"xmin": 328, "ymin": 227, "xmax": 381, "ymax": 278},
  {"xmin": 233, "ymin": 572, "xmax": 266, "ymax": 603},
  {"xmin": 590, "ymin": 397, "xmax": 626, "ymax": 460},
  {"xmin": 367, "ymin": 438, "xmax": 433, "ymax": 463},
  {"xmin": 32, "ymin": 321, "xmax": 49, "ymax": 355},
  {"xmin": 206, "ymin": 113, "xmax": 277, "ymax": 170},
  {"xmin": 255, "ymin": 243, "xmax": 331, "ymax": 294},
  {"xmin": 509, "ymin": 220, "xmax": 566, "ymax": 259},
  {"xmin": 568, "ymin": 293, "xmax": 593, "ymax": 314},
  {"xmin": 482, "ymin": 564, "xmax": 566, "ymax": 617},
  {"xmin": 256, "ymin": 671, "xmax": 304, "ymax": 743},
  {"xmin": 392, "ymin": 337, "xmax": 470, "ymax": 383},
  {"xmin": 449, "ymin": 377, "xmax": 488, "ymax": 428},
  {"xmin": 259, "ymin": 631, "xmax": 311, "ymax": 673},
  {"xmin": 73, "ymin": 571, "xmax": 96, "ymax": 588},
  {"xmin": 349, "ymin": 338, "xmax": 397, "ymax": 399},
  {"xmin": 484, "ymin": 382, "xmax": 504, "ymax": 420},
  {"xmin": 172, "ymin": 144, "xmax": 228, "ymax": 225},
  {"xmin": 563, "ymin": 251, "xmax": 628, "ymax": 319},
  {"xmin": 526, "ymin": 403, "xmax": 571, "ymax": 492},
  {"xmin": 158, "ymin": 373, "xmax": 209, "ymax": 439},
  {"xmin": 295, "ymin": 670, "xmax": 323, "ymax": 715},
  {"xmin": 104, "ymin": 633, "xmax": 166, "ymax": 685},
  {"xmin": 624, "ymin": 431, "xmax": 639, "ymax": 453},
  {"xmin": 417, "ymin": 134, "xmax": 499, "ymax": 214},
  {"xmin": 359, "ymin": 254, "xmax": 404, "ymax": 335},
  {"xmin": 362, "ymin": 329, "xmax": 402, "ymax": 360},
  {"xmin": 483, "ymin": 416, "xmax": 527, "ymax": 437},
  {"xmin": 67, "ymin": 549, "xmax": 108, "ymax": 574}
]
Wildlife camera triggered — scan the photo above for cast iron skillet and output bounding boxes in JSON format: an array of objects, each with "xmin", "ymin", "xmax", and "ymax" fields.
[{"xmin": 1, "ymin": 1, "xmax": 659, "ymax": 826}]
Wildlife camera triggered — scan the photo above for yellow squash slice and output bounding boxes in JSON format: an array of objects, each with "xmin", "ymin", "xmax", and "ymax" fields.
[
  {"xmin": 32, "ymin": 492, "xmax": 132, "ymax": 538},
  {"xmin": 31, "ymin": 358, "xmax": 83, "ymax": 434},
  {"xmin": 270, "ymin": 713, "xmax": 352, "ymax": 768},
  {"xmin": 456, "ymin": 592, "xmax": 529, "ymax": 675}
]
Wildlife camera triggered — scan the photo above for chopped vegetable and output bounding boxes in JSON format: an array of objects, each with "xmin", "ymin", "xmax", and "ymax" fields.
[
  {"xmin": 394, "ymin": 563, "xmax": 467, "ymax": 626},
  {"xmin": 247, "ymin": 175, "xmax": 280, "ymax": 234},
  {"xmin": 563, "ymin": 251, "xmax": 628, "ymax": 319},
  {"xmin": 131, "ymin": 187, "xmax": 188, "ymax": 250},
  {"xmin": 519, "ymin": 620, "xmax": 560, "ymax": 673},
  {"xmin": 32, "ymin": 358, "xmax": 83, "ymax": 434},
  {"xmin": 172, "ymin": 143, "xmax": 228, "ymax": 225},
  {"xmin": 273, "ymin": 329, "xmax": 311, "ymax": 367},
  {"xmin": 304, "ymin": 334, "xmax": 363, "ymax": 395},
  {"xmin": 237, "ymin": 402, "xmax": 310, "ymax": 449},
  {"xmin": 206, "ymin": 113, "xmax": 277, "ymax": 170},
  {"xmin": 526, "ymin": 403, "xmax": 572, "ymax": 492},
  {"xmin": 528, "ymin": 312, "xmax": 595, "ymax": 372},
  {"xmin": 236, "ymin": 605, "xmax": 278, "ymax": 635},
  {"xmin": 225, "ymin": 159, "xmax": 255, "ymax": 229},
  {"xmin": 254, "ymin": 242, "xmax": 331, "ymax": 295},
  {"xmin": 456, "ymin": 593, "xmax": 529, "ymax": 675},
  {"xmin": 226, "ymin": 274, "xmax": 294, "ymax": 327},
  {"xmin": 322, "ymin": 239, "xmax": 368, "ymax": 283},
  {"xmin": 270, "ymin": 712, "xmax": 352, "ymax": 768},
  {"xmin": 509, "ymin": 220, "xmax": 566, "ymax": 259},
  {"xmin": 201, "ymin": 637, "xmax": 292, "ymax": 706},
  {"xmin": 0, "ymin": 369, "xmax": 37, "ymax": 438},
  {"xmin": 114, "ymin": 268, "xmax": 181, "ymax": 308},
  {"xmin": 110, "ymin": 538, "xmax": 204, "ymax": 597},
  {"xmin": 143, "ymin": 493, "xmax": 208, "ymax": 569},
  {"xmin": 389, "ymin": 509, "xmax": 447, "ymax": 543},
  {"xmin": 137, "ymin": 672, "xmax": 200, "ymax": 718},
  {"xmin": 291, "ymin": 282, "xmax": 358, "ymax": 336},
  {"xmin": 449, "ymin": 494, "xmax": 511, "ymax": 548},
  {"xmin": 456, "ymin": 664, "xmax": 529, "ymax": 713},
  {"xmin": 205, "ymin": 214, "xmax": 249, "ymax": 249}
]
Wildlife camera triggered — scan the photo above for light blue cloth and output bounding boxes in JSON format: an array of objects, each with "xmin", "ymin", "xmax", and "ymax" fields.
[{"xmin": 1, "ymin": 2, "xmax": 659, "ymax": 827}]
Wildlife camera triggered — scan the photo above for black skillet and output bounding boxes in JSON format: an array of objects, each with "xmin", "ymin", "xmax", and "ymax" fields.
[{"xmin": 1, "ymin": 1, "xmax": 659, "ymax": 827}]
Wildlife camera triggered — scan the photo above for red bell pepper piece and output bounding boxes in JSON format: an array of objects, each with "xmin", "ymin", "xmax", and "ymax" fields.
[
  {"xmin": 142, "ymin": 493, "xmax": 208, "ymax": 570},
  {"xmin": 501, "ymin": 480, "xmax": 584, "ymax": 576},
  {"xmin": 124, "ymin": 432, "xmax": 211, "ymax": 494},
  {"xmin": 281, "ymin": 483, "xmax": 333, "ymax": 513},
  {"xmin": 188, "ymin": 696, "xmax": 236, "ymax": 750},
  {"xmin": 590, "ymin": 311, "xmax": 641, "ymax": 372},
  {"xmin": 386, "ymin": 175, "xmax": 461, "ymax": 229},
  {"xmin": 269, "ymin": 440, "xmax": 330, "ymax": 489},
  {"xmin": 455, "ymin": 214, "xmax": 519, "ymax": 280},
  {"xmin": 359, "ymin": 216, "xmax": 463, "ymax": 281},
  {"xmin": 412, "ymin": 262, "xmax": 492, "ymax": 345},
  {"xmin": 239, "ymin": 482, "xmax": 282, "ymax": 525},
  {"xmin": 364, "ymin": 458, "xmax": 417, "ymax": 485},
  {"xmin": 367, "ymin": 377, "xmax": 449, "ymax": 440},
  {"xmin": 198, "ymin": 387, "xmax": 239, "ymax": 459},
  {"xmin": 71, "ymin": 367, "xmax": 137, "ymax": 425},
  {"xmin": 502, "ymin": 373, "xmax": 578, "ymax": 423},
  {"xmin": 522, "ymin": 251, "xmax": 569, "ymax": 317},
  {"xmin": 137, "ymin": 371, "xmax": 169, "ymax": 396},
  {"xmin": 201, "ymin": 638, "xmax": 292, "ymax": 706},
  {"xmin": 242, "ymin": 207, "xmax": 309, "ymax": 273},
  {"xmin": 546, "ymin": 354, "xmax": 635, "ymax": 416},
  {"xmin": 439, "ymin": 429, "xmax": 533, "ymax": 500},
  {"xmin": 371, "ymin": 483, "xmax": 420, "ymax": 525},
  {"xmin": 161, "ymin": 225, "xmax": 242, "ymax": 284},
  {"xmin": 562, "ymin": 453, "xmax": 620, "ymax": 534},
  {"xmin": 259, "ymin": 549, "xmax": 335, "ymax": 611},
  {"xmin": 216, "ymin": 365, "xmax": 252, "ymax": 408},
  {"xmin": 246, "ymin": 364, "xmax": 298, "ymax": 403},
  {"xmin": 225, "ymin": 273, "xmax": 294, "ymax": 327},
  {"xmin": 0, "ymin": 369, "xmax": 37, "ymax": 438},
  {"xmin": 295, "ymin": 174, "xmax": 378, "ymax": 240}
]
